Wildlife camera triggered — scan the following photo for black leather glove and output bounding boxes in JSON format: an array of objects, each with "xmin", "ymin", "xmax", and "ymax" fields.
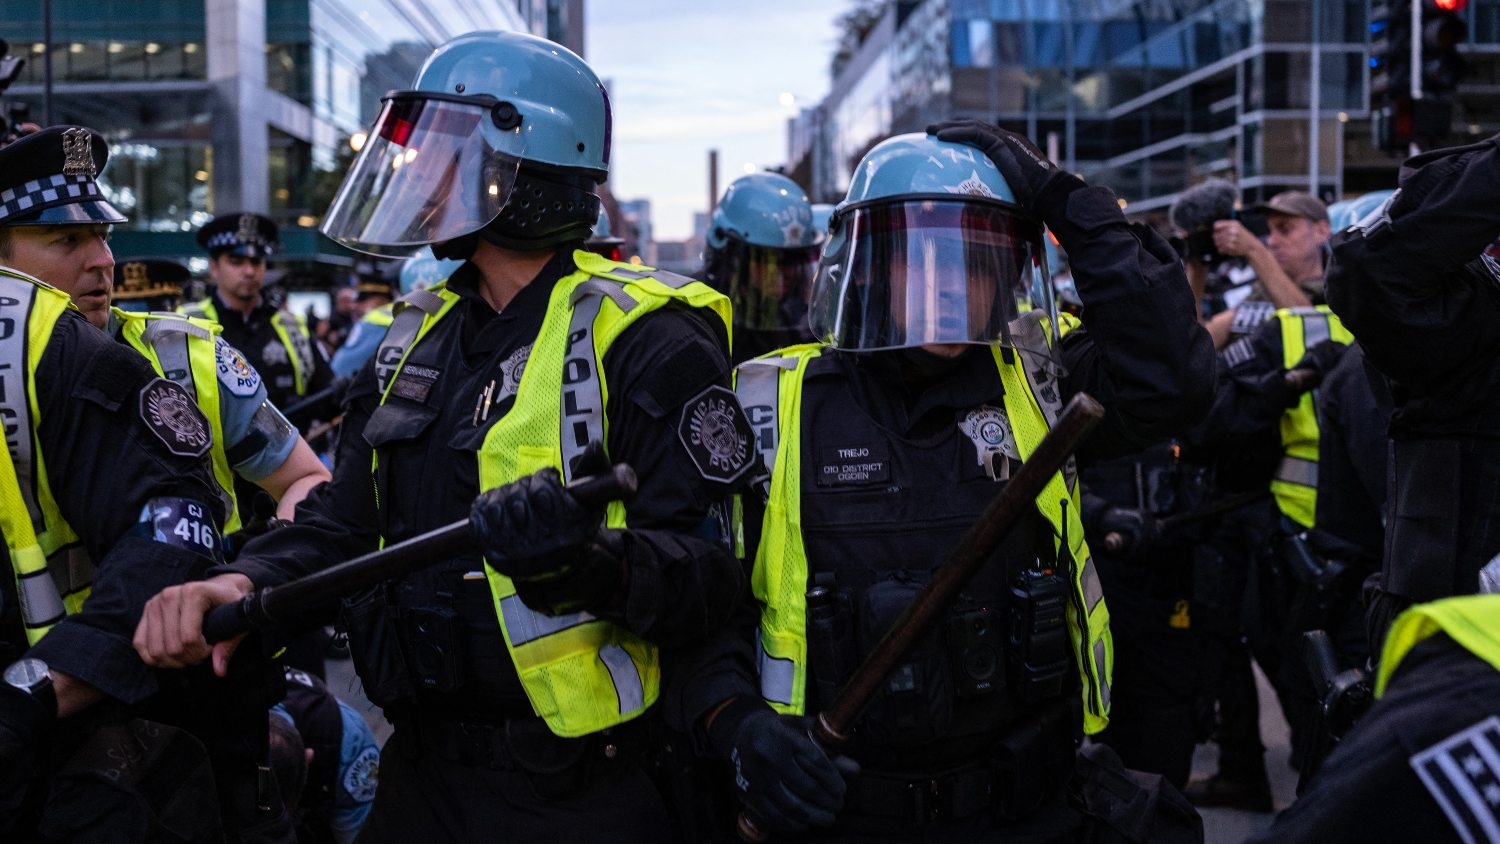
[
  {"xmin": 927, "ymin": 118, "xmax": 1076, "ymax": 212},
  {"xmin": 709, "ymin": 698, "xmax": 847, "ymax": 835},
  {"xmin": 0, "ymin": 683, "xmax": 52, "ymax": 828},
  {"xmin": 1098, "ymin": 506, "xmax": 1159, "ymax": 555},
  {"xmin": 471, "ymin": 442, "xmax": 623, "ymax": 614},
  {"xmin": 1288, "ymin": 339, "xmax": 1348, "ymax": 389}
]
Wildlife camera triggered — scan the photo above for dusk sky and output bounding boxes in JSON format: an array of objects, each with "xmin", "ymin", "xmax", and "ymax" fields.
[{"xmin": 586, "ymin": 1, "xmax": 845, "ymax": 241}]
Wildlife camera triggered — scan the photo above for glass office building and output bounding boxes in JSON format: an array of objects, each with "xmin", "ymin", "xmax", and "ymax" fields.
[
  {"xmin": 794, "ymin": 0, "xmax": 1500, "ymax": 219},
  {"xmin": 0, "ymin": 0, "xmax": 578, "ymax": 264}
]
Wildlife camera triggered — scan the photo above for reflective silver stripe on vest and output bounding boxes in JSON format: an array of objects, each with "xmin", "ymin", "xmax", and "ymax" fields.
[
  {"xmin": 1093, "ymin": 638, "xmax": 1111, "ymax": 709},
  {"xmin": 570, "ymin": 279, "xmax": 638, "ymax": 313},
  {"xmin": 1276, "ymin": 456, "xmax": 1319, "ymax": 488},
  {"xmin": 1081, "ymin": 556, "xmax": 1104, "ymax": 614},
  {"xmin": 756, "ymin": 629, "xmax": 795, "ymax": 706},
  {"xmin": 599, "ymin": 643, "xmax": 646, "ymax": 715},
  {"xmin": 59, "ymin": 546, "xmax": 94, "ymax": 601},
  {"xmin": 143, "ymin": 324, "xmax": 199, "ymax": 402},
  {"xmin": 1300, "ymin": 312, "xmax": 1331, "ymax": 351},
  {"xmin": 273, "ymin": 312, "xmax": 317, "ymax": 386},
  {"xmin": 606, "ymin": 266, "xmax": 695, "ymax": 289},
  {"xmin": 375, "ymin": 291, "xmax": 444, "ymax": 395},
  {"xmin": 17, "ymin": 568, "xmax": 65, "ymax": 630},
  {"xmin": 560, "ymin": 289, "xmax": 609, "ymax": 480},
  {"xmin": 735, "ymin": 357, "xmax": 796, "ymax": 484},
  {"xmin": 0, "ymin": 283, "xmax": 42, "ymax": 529},
  {"xmin": 498, "ymin": 595, "xmax": 591, "ymax": 645}
]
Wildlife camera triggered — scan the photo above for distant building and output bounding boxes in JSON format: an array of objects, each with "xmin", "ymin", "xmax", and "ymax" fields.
[
  {"xmin": 0, "ymin": 1, "xmax": 578, "ymax": 269},
  {"xmin": 790, "ymin": 0, "xmax": 1500, "ymax": 219}
]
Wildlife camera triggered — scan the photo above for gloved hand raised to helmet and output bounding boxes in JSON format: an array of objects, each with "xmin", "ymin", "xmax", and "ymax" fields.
[
  {"xmin": 926, "ymin": 119, "xmax": 1079, "ymax": 213},
  {"xmin": 470, "ymin": 441, "xmax": 625, "ymax": 616},
  {"xmin": 1097, "ymin": 506, "xmax": 1160, "ymax": 556},
  {"xmin": 708, "ymin": 697, "xmax": 850, "ymax": 836}
]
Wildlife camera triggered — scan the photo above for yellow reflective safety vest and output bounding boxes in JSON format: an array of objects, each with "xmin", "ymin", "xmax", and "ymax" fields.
[
  {"xmin": 1375, "ymin": 595, "xmax": 1500, "ymax": 697},
  {"xmin": 0, "ymin": 268, "xmax": 90, "ymax": 644},
  {"xmin": 1271, "ymin": 306, "xmax": 1354, "ymax": 529},
  {"xmin": 183, "ymin": 297, "xmax": 318, "ymax": 396},
  {"xmin": 734, "ymin": 310, "xmax": 1113, "ymax": 735},
  {"xmin": 374, "ymin": 251, "xmax": 732, "ymax": 737},
  {"xmin": 362, "ymin": 302, "xmax": 394, "ymax": 329},
  {"xmin": 115, "ymin": 309, "xmax": 240, "ymax": 532}
]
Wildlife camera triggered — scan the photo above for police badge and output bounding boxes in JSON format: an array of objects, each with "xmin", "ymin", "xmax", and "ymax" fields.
[
  {"xmin": 141, "ymin": 378, "xmax": 212, "ymax": 457},
  {"xmin": 677, "ymin": 385, "xmax": 753, "ymax": 484},
  {"xmin": 61, "ymin": 128, "xmax": 96, "ymax": 177},
  {"xmin": 959, "ymin": 405, "xmax": 1019, "ymax": 481}
]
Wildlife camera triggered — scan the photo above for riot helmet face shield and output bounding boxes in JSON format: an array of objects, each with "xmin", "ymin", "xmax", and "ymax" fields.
[
  {"xmin": 809, "ymin": 197, "xmax": 1052, "ymax": 354},
  {"xmin": 321, "ymin": 93, "xmax": 525, "ymax": 256},
  {"xmin": 712, "ymin": 238, "xmax": 820, "ymax": 333}
]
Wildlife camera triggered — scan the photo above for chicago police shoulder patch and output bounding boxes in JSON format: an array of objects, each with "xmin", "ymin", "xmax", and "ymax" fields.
[
  {"xmin": 214, "ymin": 337, "xmax": 261, "ymax": 397},
  {"xmin": 677, "ymin": 384, "xmax": 753, "ymax": 484},
  {"xmin": 140, "ymin": 378, "xmax": 212, "ymax": 458}
]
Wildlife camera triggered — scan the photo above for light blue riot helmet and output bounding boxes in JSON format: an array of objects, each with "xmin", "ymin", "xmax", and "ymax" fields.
[
  {"xmin": 398, "ymin": 246, "xmax": 463, "ymax": 294},
  {"xmin": 810, "ymin": 203, "xmax": 835, "ymax": 240},
  {"xmin": 322, "ymin": 31, "xmax": 611, "ymax": 257},
  {"xmin": 810, "ymin": 133, "xmax": 1054, "ymax": 353},
  {"xmin": 703, "ymin": 172, "xmax": 821, "ymax": 351},
  {"xmin": 1326, "ymin": 189, "xmax": 1396, "ymax": 234}
]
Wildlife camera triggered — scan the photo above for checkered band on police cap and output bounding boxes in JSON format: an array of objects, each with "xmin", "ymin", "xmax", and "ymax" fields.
[
  {"xmin": 0, "ymin": 125, "xmax": 125, "ymax": 226},
  {"xmin": 196, "ymin": 212, "xmax": 280, "ymax": 258}
]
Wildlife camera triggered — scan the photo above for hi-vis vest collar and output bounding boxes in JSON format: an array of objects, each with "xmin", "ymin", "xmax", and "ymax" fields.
[
  {"xmin": 734, "ymin": 310, "xmax": 1112, "ymax": 735},
  {"xmin": 374, "ymin": 250, "xmax": 732, "ymax": 737},
  {"xmin": 1271, "ymin": 306, "xmax": 1353, "ymax": 529},
  {"xmin": 115, "ymin": 309, "xmax": 241, "ymax": 532},
  {"xmin": 0, "ymin": 267, "xmax": 90, "ymax": 644},
  {"xmin": 184, "ymin": 295, "xmax": 318, "ymax": 395}
]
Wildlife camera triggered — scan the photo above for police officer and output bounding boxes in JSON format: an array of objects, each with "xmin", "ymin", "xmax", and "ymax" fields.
[
  {"xmin": 701, "ymin": 171, "xmax": 822, "ymax": 362},
  {"xmin": 269, "ymin": 666, "xmax": 380, "ymax": 844},
  {"xmin": 185, "ymin": 211, "xmax": 335, "ymax": 413},
  {"xmin": 1321, "ymin": 133, "xmax": 1500, "ymax": 651},
  {"xmin": 1248, "ymin": 594, "xmax": 1500, "ymax": 843},
  {"xmin": 584, "ymin": 207, "xmax": 627, "ymax": 262},
  {"xmin": 0, "ymin": 126, "xmax": 290, "ymax": 840},
  {"xmin": 135, "ymin": 32, "xmax": 747, "ymax": 842},
  {"xmin": 691, "ymin": 124, "xmax": 1214, "ymax": 840},
  {"xmin": 109, "ymin": 258, "xmax": 331, "ymax": 532}
]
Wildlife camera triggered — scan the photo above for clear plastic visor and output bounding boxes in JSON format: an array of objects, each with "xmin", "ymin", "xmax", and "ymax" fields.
[
  {"xmin": 320, "ymin": 93, "xmax": 524, "ymax": 256},
  {"xmin": 809, "ymin": 198, "xmax": 1048, "ymax": 352},
  {"xmin": 722, "ymin": 241, "xmax": 820, "ymax": 332}
]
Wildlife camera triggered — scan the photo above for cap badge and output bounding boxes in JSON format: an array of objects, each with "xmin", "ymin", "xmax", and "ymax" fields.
[
  {"xmin": 236, "ymin": 213, "xmax": 260, "ymax": 244},
  {"xmin": 62, "ymin": 128, "xmax": 95, "ymax": 177}
]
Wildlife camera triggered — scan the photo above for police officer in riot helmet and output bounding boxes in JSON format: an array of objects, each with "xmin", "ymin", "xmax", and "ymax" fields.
[
  {"xmin": 0, "ymin": 126, "xmax": 290, "ymax": 839},
  {"xmin": 136, "ymin": 31, "xmax": 748, "ymax": 842},
  {"xmin": 702, "ymin": 171, "xmax": 821, "ymax": 362},
  {"xmin": 686, "ymin": 123, "xmax": 1214, "ymax": 840}
]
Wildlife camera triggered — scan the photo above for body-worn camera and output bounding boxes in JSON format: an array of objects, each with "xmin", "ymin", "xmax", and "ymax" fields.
[{"xmin": 945, "ymin": 604, "xmax": 1004, "ymax": 698}]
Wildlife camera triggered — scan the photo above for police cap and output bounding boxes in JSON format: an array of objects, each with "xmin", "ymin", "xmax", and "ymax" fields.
[
  {"xmin": 113, "ymin": 257, "xmax": 192, "ymax": 301},
  {"xmin": 0, "ymin": 125, "xmax": 127, "ymax": 227},
  {"xmin": 196, "ymin": 212, "xmax": 279, "ymax": 259}
]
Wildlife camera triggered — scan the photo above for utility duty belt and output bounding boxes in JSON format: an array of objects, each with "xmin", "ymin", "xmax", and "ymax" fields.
[
  {"xmin": 404, "ymin": 714, "xmax": 651, "ymax": 798},
  {"xmin": 838, "ymin": 701, "xmax": 1078, "ymax": 829}
]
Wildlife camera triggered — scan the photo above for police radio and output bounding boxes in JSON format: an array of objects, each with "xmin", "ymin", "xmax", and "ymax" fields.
[{"xmin": 1008, "ymin": 565, "xmax": 1069, "ymax": 703}]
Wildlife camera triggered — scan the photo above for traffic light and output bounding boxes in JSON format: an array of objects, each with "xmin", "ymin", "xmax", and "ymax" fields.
[
  {"xmin": 1421, "ymin": 0, "xmax": 1469, "ymax": 97},
  {"xmin": 1370, "ymin": 3, "xmax": 1413, "ymax": 105}
]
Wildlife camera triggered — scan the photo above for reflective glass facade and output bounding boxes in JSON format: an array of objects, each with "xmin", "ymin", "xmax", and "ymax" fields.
[
  {"xmin": 0, "ymin": 1, "xmax": 545, "ymax": 263},
  {"xmin": 806, "ymin": 0, "xmax": 1500, "ymax": 216}
]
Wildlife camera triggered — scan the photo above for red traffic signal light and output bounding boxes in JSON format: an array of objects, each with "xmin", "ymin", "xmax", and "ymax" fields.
[{"xmin": 1431, "ymin": 0, "xmax": 1467, "ymax": 11}]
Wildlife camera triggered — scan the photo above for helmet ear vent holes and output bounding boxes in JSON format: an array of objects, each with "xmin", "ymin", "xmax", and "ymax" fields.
[
  {"xmin": 577, "ymin": 142, "xmax": 585, "ymax": 152},
  {"xmin": 491, "ymin": 102, "xmax": 522, "ymax": 131},
  {"xmin": 455, "ymin": 83, "xmax": 466, "ymax": 93}
]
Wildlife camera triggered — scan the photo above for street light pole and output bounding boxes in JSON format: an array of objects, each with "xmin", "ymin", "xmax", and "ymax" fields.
[{"xmin": 42, "ymin": 0, "xmax": 53, "ymax": 126}]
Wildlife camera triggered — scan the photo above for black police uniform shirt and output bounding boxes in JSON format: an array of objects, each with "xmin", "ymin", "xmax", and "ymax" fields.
[
  {"xmin": 0, "ymin": 311, "xmax": 227, "ymax": 703},
  {"xmin": 223, "ymin": 250, "xmax": 746, "ymax": 721},
  {"xmin": 202, "ymin": 287, "xmax": 334, "ymax": 411},
  {"xmin": 686, "ymin": 177, "xmax": 1218, "ymax": 769},
  {"xmin": 1311, "ymin": 343, "xmax": 1391, "ymax": 563}
]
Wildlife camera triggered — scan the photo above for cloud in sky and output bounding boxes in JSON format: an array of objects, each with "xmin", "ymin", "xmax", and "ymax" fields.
[{"xmin": 586, "ymin": 1, "xmax": 844, "ymax": 241}]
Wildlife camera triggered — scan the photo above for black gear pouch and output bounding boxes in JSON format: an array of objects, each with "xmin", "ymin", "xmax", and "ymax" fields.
[
  {"xmin": 340, "ymin": 585, "xmax": 418, "ymax": 709},
  {"xmin": 856, "ymin": 578, "xmax": 953, "ymax": 743}
]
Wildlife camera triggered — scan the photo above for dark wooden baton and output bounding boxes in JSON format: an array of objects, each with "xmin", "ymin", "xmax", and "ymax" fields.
[
  {"xmin": 738, "ymin": 393, "xmax": 1105, "ymax": 841},
  {"xmin": 203, "ymin": 463, "xmax": 638, "ymax": 643}
]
